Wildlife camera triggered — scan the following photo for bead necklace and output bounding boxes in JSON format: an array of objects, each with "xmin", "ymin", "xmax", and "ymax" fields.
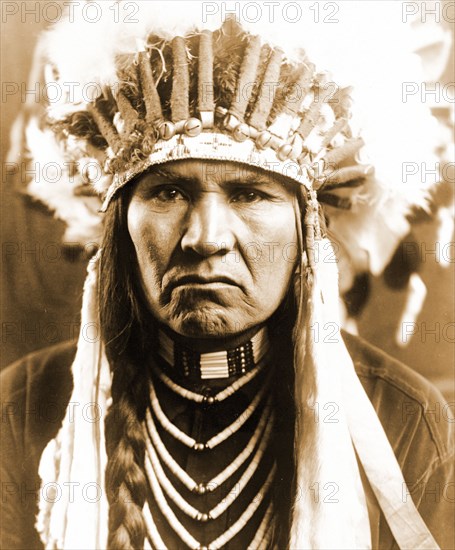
[
  {"xmin": 153, "ymin": 359, "xmax": 266, "ymax": 404},
  {"xmin": 258, "ymin": 517, "xmax": 275, "ymax": 549},
  {"xmin": 142, "ymin": 499, "xmax": 274, "ymax": 550},
  {"xmin": 144, "ymin": 453, "xmax": 277, "ymax": 550},
  {"xmin": 144, "ymin": 412, "xmax": 275, "ymax": 522},
  {"xmin": 144, "ymin": 396, "xmax": 272, "ymax": 494},
  {"xmin": 144, "ymin": 333, "xmax": 276, "ymax": 548},
  {"xmin": 149, "ymin": 374, "xmax": 271, "ymax": 451},
  {"xmin": 247, "ymin": 501, "xmax": 274, "ymax": 549},
  {"xmin": 142, "ymin": 501, "xmax": 166, "ymax": 549}
]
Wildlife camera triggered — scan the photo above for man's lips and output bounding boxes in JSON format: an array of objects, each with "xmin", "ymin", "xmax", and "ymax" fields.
[
  {"xmin": 165, "ymin": 274, "xmax": 243, "ymax": 296},
  {"xmin": 172, "ymin": 275, "xmax": 239, "ymax": 289}
]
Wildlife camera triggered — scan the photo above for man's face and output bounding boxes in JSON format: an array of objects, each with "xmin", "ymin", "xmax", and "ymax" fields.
[{"xmin": 127, "ymin": 160, "xmax": 298, "ymax": 338}]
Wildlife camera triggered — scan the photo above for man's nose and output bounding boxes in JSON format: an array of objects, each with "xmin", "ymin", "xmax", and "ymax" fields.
[{"xmin": 180, "ymin": 195, "xmax": 236, "ymax": 257}]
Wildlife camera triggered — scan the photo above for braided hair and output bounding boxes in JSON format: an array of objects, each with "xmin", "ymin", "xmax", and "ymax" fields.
[{"xmin": 99, "ymin": 189, "xmax": 154, "ymax": 549}]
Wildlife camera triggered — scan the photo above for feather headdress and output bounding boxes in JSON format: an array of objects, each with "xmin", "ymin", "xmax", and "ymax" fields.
[{"xmin": 25, "ymin": 0, "xmax": 442, "ymax": 278}]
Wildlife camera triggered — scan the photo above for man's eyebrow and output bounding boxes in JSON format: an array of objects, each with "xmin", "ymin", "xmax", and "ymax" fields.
[
  {"xmin": 148, "ymin": 167, "xmax": 286, "ymax": 187},
  {"xmin": 224, "ymin": 173, "xmax": 280, "ymax": 186},
  {"xmin": 148, "ymin": 168, "xmax": 199, "ymax": 185}
]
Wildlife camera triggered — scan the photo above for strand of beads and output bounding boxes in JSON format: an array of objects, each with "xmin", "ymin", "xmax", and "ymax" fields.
[
  {"xmin": 142, "ymin": 501, "xmax": 166, "ymax": 549},
  {"xmin": 144, "ymin": 450, "xmax": 276, "ymax": 550},
  {"xmin": 144, "ymin": 453, "xmax": 200, "ymax": 550},
  {"xmin": 153, "ymin": 359, "xmax": 266, "ymax": 404},
  {"xmin": 144, "ymin": 395, "xmax": 272, "ymax": 494},
  {"xmin": 144, "ymin": 412, "xmax": 275, "ymax": 521},
  {"xmin": 247, "ymin": 501, "xmax": 274, "ymax": 549},
  {"xmin": 149, "ymin": 373, "xmax": 271, "ymax": 451},
  {"xmin": 205, "ymin": 464, "xmax": 276, "ymax": 550}
]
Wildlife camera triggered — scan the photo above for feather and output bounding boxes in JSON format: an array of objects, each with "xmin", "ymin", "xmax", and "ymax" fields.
[{"xmin": 25, "ymin": 117, "xmax": 104, "ymax": 245}]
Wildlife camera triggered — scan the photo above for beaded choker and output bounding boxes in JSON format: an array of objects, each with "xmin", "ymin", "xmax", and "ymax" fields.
[{"xmin": 157, "ymin": 327, "xmax": 269, "ymax": 380}]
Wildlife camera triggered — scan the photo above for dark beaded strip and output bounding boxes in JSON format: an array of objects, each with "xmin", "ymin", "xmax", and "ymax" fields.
[
  {"xmin": 227, "ymin": 341, "xmax": 254, "ymax": 376},
  {"xmin": 174, "ymin": 346, "xmax": 199, "ymax": 378},
  {"xmin": 172, "ymin": 340, "xmax": 256, "ymax": 380}
]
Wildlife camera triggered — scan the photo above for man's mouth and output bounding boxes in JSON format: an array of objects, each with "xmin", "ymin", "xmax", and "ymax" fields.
[{"xmin": 172, "ymin": 275, "xmax": 239, "ymax": 289}]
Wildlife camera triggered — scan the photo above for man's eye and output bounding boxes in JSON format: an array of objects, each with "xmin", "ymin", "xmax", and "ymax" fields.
[
  {"xmin": 151, "ymin": 186, "xmax": 187, "ymax": 202},
  {"xmin": 231, "ymin": 190, "xmax": 265, "ymax": 204}
]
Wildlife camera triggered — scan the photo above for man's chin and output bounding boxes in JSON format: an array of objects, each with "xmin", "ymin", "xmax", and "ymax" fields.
[
  {"xmin": 153, "ymin": 286, "xmax": 249, "ymax": 337},
  {"xmin": 168, "ymin": 306, "xmax": 240, "ymax": 338}
]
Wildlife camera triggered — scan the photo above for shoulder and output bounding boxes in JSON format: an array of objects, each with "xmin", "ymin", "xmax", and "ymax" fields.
[
  {"xmin": 343, "ymin": 329, "xmax": 446, "ymax": 403},
  {"xmin": 342, "ymin": 334, "xmax": 454, "ymax": 549},
  {"xmin": 0, "ymin": 344, "xmax": 76, "ymax": 550},
  {"xmin": 1, "ymin": 342, "xmax": 77, "ymax": 451},
  {"xmin": 1, "ymin": 341, "xmax": 76, "ymax": 401},
  {"xmin": 343, "ymin": 330, "xmax": 453, "ymax": 478}
]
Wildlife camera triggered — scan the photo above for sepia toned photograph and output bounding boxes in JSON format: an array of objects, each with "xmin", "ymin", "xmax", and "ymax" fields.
[{"xmin": 1, "ymin": 1, "xmax": 454, "ymax": 548}]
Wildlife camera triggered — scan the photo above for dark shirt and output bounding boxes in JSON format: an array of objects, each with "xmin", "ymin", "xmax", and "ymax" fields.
[{"xmin": 1, "ymin": 333, "xmax": 454, "ymax": 549}]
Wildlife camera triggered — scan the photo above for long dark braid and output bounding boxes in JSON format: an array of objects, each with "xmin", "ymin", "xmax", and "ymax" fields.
[
  {"xmin": 104, "ymin": 361, "xmax": 148, "ymax": 548},
  {"xmin": 99, "ymin": 190, "xmax": 154, "ymax": 549}
]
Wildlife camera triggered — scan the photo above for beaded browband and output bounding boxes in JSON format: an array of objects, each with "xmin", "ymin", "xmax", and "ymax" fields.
[
  {"xmin": 53, "ymin": 18, "xmax": 369, "ymax": 213},
  {"xmin": 157, "ymin": 327, "xmax": 269, "ymax": 380}
]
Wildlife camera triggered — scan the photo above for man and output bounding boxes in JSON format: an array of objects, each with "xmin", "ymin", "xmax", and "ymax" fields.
[{"xmin": 1, "ymin": 5, "xmax": 453, "ymax": 550}]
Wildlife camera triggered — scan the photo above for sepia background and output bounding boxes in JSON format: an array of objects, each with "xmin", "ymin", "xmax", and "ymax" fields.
[{"xmin": 1, "ymin": 1, "xmax": 454, "ymax": 400}]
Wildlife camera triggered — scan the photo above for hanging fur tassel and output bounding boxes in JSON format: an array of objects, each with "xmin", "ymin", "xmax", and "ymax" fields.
[
  {"xmin": 290, "ymin": 195, "xmax": 439, "ymax": 549},
  {"xmin": 36, "ymin": 254, "xmax": 111, "ymax": 550},
  {"xmin": 290, "ymin": 234, "xmax": 371, "ymax": 549}
]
